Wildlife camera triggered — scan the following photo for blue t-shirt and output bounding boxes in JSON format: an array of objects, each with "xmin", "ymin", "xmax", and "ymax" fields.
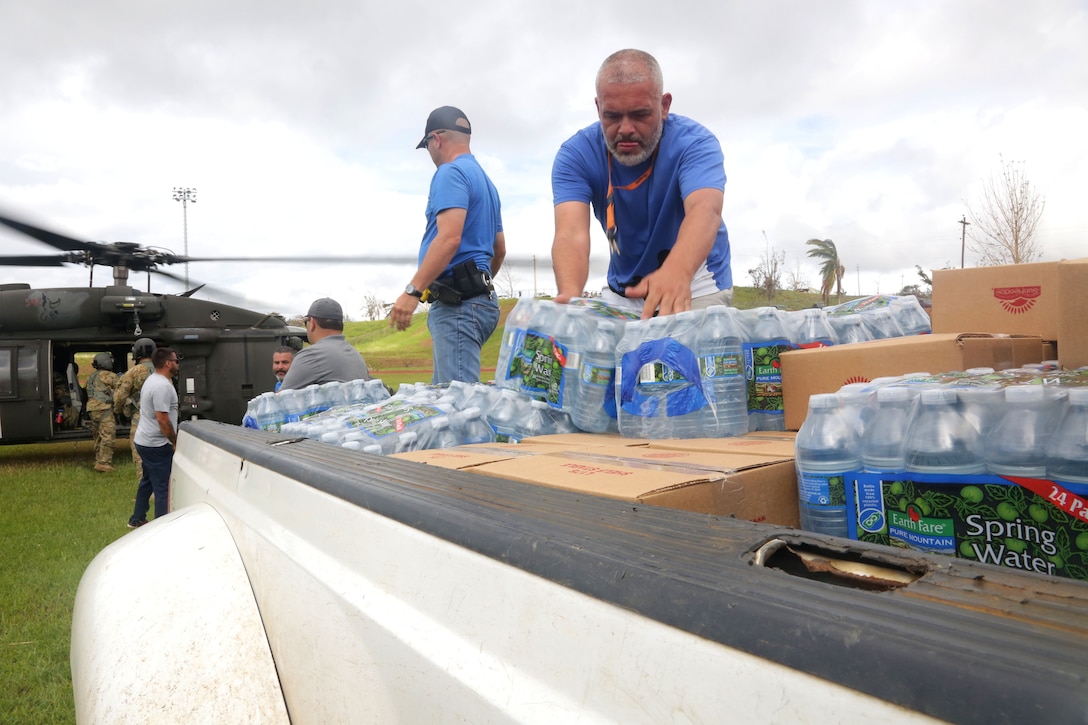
[
  {"xmin": 420, "ymin": 154, "xmax": 503, "ymax": 276},
  {"xmin": 552, "ymin": 114, "xmax": 732, "ymax": 293}
]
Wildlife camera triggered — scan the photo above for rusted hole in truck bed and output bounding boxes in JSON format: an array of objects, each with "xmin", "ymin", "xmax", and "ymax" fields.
[{"xmin": 754, "ymin": 538, "xmax": 923, "ymax": 591}]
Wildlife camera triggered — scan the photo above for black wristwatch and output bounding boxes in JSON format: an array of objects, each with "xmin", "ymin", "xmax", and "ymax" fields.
[{"xmin": 405, "ymin": 283, "xmax": 424, "ymax": 298}]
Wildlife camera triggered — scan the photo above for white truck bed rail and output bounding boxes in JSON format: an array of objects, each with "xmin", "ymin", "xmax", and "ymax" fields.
[{"xmin": 73, "ymin": 420, "xmax": 1088, "ymax": 723}]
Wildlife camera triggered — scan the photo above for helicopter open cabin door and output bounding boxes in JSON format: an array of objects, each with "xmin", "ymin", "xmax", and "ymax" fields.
[{"xmin": 0, "ymin": 340, "xmax": 53, "ymax": 443}]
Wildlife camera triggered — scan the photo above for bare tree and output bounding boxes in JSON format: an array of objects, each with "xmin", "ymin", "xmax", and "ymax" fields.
[
  {"xmin": 786, "ymin": 254, "xmax": 810, "ymax": 292},
  {"xmin": 967, "ymin": 156, "xmax": 1045, "ymax": 266},
  {"xmin": 493, "ymin": 265, "xmax": 516, "ymax": 298},
  {"xmin": 748, "ymin": 247, "xmax": 785, "ymax": 301},
  {"xmin": 360, "ymin": 292, "xmax": 388, "ymax": 321}
]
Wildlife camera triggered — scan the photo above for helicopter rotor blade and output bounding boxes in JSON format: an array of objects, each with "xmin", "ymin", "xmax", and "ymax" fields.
[
  {"xmin": 0, "ymin": 254, "xmax": 70, "ymax": 267},
  {"xmin": 175, "ymin": 254, "xmax": 422, "ymax": 265},
  {"xmin": 172, "ymin": 254, "xmax": 546, "ymax": 268},
  {"xmin": 0, "ymin": 212, "xmax": 97, "ymax": 253},
  {"xmin": 148, "ymin": 268, "xmax": 278, "ymax": 311}
]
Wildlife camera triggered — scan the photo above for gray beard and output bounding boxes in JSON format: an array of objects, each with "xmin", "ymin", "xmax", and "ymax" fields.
[{"xmin": 607, "ymin": 121, "xmax": 664, "ymax": 167}]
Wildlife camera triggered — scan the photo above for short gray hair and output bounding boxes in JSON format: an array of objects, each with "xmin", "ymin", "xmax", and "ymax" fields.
[{"xmin": 596, "ymin": 49, "xmax": 664, "ymax": 96}]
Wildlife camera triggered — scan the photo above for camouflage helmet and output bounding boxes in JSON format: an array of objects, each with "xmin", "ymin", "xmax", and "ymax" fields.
[
  {"xmin": 92, "ymin": 352, "xmax": 114, "ymax": 371},
  {"xmin": 132, "ymin": 337, "xmax": 156, "ymax": 360}
]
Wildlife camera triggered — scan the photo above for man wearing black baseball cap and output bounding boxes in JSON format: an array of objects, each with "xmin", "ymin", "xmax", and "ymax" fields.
[
  {"xmin": 280, "ymin": 297, "xmax": 370, "ymax": 391},
  {"xmin": 391, "ymin": 106, "xmax": 506, "ymax": 385}
]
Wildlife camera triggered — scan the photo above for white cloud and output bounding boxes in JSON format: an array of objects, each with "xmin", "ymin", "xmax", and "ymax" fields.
[{"xmin": 2, "ymin": 0, "xmax": 1085, "ymax": 312}]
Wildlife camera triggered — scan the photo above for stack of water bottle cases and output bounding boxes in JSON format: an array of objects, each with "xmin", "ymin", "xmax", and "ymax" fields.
[
  {"xmin": 246, "ymin": 293, "xmax": 932, "ymax": 451},
  {"xmin": 796, "ymin": 364, "xmax": 1088, "ymax": 581}
]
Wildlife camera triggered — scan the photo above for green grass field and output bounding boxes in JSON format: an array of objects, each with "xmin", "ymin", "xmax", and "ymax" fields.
[
  {"xmin": 1, "ymin": 287, "xmax": 834, "ymax": 722},
  {"xmin": 0, "ymin": 440, "xmax": 137, "ymax": 724}
]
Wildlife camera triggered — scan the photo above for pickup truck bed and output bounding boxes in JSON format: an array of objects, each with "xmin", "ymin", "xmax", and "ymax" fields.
[{"xmin": 72, "ymin": 420, "xmax": 1088, "ymax": 723}]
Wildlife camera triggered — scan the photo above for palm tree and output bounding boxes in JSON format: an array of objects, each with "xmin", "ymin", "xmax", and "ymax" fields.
[{"xmin": 806, "ymin": 238, "xmax": 845, "ymax": 304}]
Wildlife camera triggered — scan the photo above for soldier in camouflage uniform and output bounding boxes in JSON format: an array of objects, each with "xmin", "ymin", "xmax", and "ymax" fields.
[
  {"xmin": 86, "ymin": 352, "xmax": 119, "ymax": 472},
  {"xmin": 113, "ymin": 338, "xmax": 157, "ymax": 480}
]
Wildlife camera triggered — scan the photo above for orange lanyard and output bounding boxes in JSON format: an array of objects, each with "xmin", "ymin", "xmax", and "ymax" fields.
[{"xmin": 605, "ymin": 145, "xmax": 659, "ymax": 256}]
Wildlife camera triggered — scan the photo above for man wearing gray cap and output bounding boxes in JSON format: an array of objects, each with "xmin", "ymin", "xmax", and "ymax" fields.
[
  {"xmin": 280, "ymin": 298, "xmax": 370, "ymax": 391},
  {"xmin": 389, "ymin": 105, "xmax": 506, "ymax": 385}
]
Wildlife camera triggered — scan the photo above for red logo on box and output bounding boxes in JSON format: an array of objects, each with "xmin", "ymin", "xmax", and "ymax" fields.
[{"xmin": 993, "ymin": 285, "xmax": 1041, "ymax": 314}]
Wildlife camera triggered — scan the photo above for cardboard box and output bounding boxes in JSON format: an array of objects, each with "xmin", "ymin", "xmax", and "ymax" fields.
[
  {"xmin": 779, "ymin": 333, "xmax": 1045, "ymax": 430},
  {"xmin": 647, "ymin": 435, "xmax": 796, "ymax": 458},
  {"xmin": 931, "ymin": 258, "xmax": 1088, "ymax": 368},
  {"xmin": 471, "ymin": 450, "xmax": 799, "ymax": 527},
  {"xmin": 932, "ymin": 261, "xmax": 1060, "ymax": 339},
  {"xmin": 551, "ymin": 445, "xmax": 793, "ymax": 472},
  {"xmin": 390, "ymin": 447, "xmax": 524, "ymax": 470},
  {"xmin": 518, "ymin": 432, "xmax": 649, "ymax": 448},
  {"xmin": 1058, "ymin": 258, "xmax": 1088, "ymax": 369}
]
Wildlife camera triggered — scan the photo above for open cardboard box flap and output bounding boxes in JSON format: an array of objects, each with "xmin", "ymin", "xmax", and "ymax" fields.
[{"xmin": 471, "ymin": 447, "xmax": 799, "ymax": 526}]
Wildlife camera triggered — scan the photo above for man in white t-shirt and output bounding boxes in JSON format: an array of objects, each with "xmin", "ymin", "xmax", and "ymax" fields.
[{"xmin": 127, "ymin": 347, "xmax": 179, "ymax": 529}]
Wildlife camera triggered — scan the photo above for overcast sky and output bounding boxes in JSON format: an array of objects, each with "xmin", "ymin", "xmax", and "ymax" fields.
[{"xmin": 1, "ymin": 0, "xmax": 1085, "ymax": 317}]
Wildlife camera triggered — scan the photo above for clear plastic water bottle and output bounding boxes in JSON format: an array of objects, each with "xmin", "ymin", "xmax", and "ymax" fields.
[
  {"xmin": 494, "ymin": 297, "xmax": 535, "ymax": 389},
  {"xmin": 320, "ymin": 381, "xmax": 350, "ymax": 408},
  {"xmin": 255, "ymin": 392, "xmax": 285, "ymax": 432},
  {"xmin": 905, "ymin": 388, "xmax": 985, "ymax": 475},
  {"xmin": 545, "ymin": 405, "xmax": 579, "ymax": 434},
  {"xmin": 985, "ymin": 386, "xmax": 1060, "ymax": 478},
  {"xmin": 427, "ymin": 415, "xmax": 460, "ymax": 449},
  {"xmin": 956, "ymin": 384, "xmax": 1003, "ymax": 438},
  {"xmin": 451, "ymin": 406, "xmax": 496, "ymax": 445},
  {"xmin": 743, "ymin": 307, "xmax": 791, "ymax": 432},
  {"xmin": 445, "ymin": 380, "xmax": 471, "ymax": 408},
  {"xmin": 660, "ymin": 310, "xmax": 709, "ymax": 439},
  {"xmin": 861, "ymin": 386, "xmax": 914, "ymax": 473},
  {"xmin": 571, "ymin": 318, "xmax": 617, "ymax": 433},
  {"xmin": 279, "ymin": 388, "xmax": 306, "ymax": 424},
  {"xmin": 791, "ymin": 308, "xmax": 836, "ymax": 350},
  {"xmin": 615, "ymin": 317, "xmax": 649, "ymax": 438},
  {"xmin": 302, "ymin": 384, "xmax": 326, "ymax": 419},
  {"xmin": 462, "ymin": 383, "xmax": 499, "ymax": 417},
  {"xmin": 1046, "ymin": 388, "xmax": 1088, "ymax": 484},
  {"xmin": 553, "ymin": 305, "xmax": 588, "ymax": 413},
  {"xmin": 795, "ymin": 393, "xmax": 859, "ymax": 537},
  {"xmin": 889, "ymin": 295, "xmax": 931, "ymax": 336},
  {"xmin": 364, "ymin": 379, "xmax": 391, "ymax": 403},
  {"xmin": 859, "ymin": 307, "xmax": 905, "ymax": 340},
  {"xmin": 394, "ymin": 430, "xmax": 421, "ymax": 454},
  {"xmin": 321, "ymin": 428, "xmax": 347, "ymax": 447},
  {"xmin": 698, "ymin": 305, "xmax": 747, "ymax": 437},
  {"xmin": 489, "ymin": 388, "xmax": 524, "ymax": 442},
  {"xmin": 837, "ymin": 382, "xmax": 877, "ymax": 436},
  {"xmin": 242, "ymin": 396, "xmax": 260, "ymax": 429},
  {"xmin": 829, "ymin": 314, "xmax": 872, "ymax": 345}
]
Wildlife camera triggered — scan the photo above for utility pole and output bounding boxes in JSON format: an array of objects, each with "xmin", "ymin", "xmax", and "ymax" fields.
[
  {"xmin": 958, "ymin": 215, "xmax": 970, "ymax": 268},
  {"xmin": 856, "ymin": 265, "xmax": 861, "ymax": 296},
  {"xmin": 173, "ymin": 187, "xmax": 197, "ymax": 288}
]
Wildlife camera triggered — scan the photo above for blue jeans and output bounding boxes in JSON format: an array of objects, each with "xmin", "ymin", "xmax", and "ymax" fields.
[
  {"xmin": 427, "ymin": 294, "xmax": 500, "ymax": 384},
  {"xmin": 131, "ymin": 442, "xmax": 173, "ymax": 523}
]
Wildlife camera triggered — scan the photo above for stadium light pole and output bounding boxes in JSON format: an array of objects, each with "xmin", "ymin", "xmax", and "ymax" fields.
[{"xmin": 173, "ymin": 187, "xmax": 197, "ymax": 288}]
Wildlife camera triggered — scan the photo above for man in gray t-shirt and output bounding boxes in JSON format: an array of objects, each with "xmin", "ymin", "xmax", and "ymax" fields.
[
  {"xmin": 128, "ymin": 347, "xmax": 180, "ymax": 529},
  {"xmin": 280, "ymin": 298, "xmax": 370, "ymax": 391}
]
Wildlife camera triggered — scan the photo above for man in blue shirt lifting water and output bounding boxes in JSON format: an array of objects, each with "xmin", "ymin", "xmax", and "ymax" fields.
[{"xmin": 551, "ymin": 49, "xmax": 733, "ymax": 320}]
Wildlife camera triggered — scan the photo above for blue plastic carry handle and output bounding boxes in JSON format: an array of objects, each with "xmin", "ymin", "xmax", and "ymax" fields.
[{"xmin": 619, "ymin": 337, "xmax": 713, "ymax": 418}]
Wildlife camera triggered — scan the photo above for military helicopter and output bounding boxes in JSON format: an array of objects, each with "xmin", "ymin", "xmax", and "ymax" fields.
[{"xmin": 0, "ymin": 211, "xmax": 421, "ymax": 446}]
